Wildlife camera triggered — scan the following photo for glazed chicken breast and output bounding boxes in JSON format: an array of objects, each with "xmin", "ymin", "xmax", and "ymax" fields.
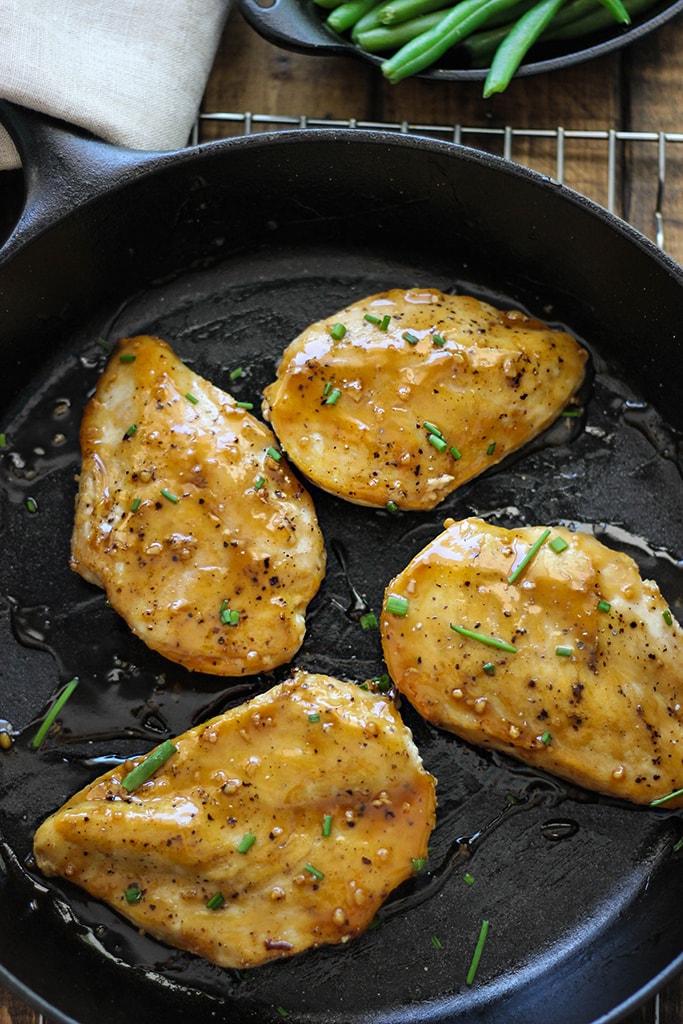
[
  {"xmin": 263, "ymin": 289, "xmax": 587, "ymax": 511},
  {"xmin": 70, "ymin": 336, "xmax": 325, "ymax": 676},
  {"xmin": 380, "ymin": 517, "xmax": 683, "ymax": 807},
  {"xmin": 33, "ymin": 671, "xmax": 437, "ymax": 969}
]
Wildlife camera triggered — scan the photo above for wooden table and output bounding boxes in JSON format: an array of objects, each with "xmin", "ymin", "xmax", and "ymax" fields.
[{"xmin": 2, "ymin": 7, "xmax": 683, "ymax": 1022}]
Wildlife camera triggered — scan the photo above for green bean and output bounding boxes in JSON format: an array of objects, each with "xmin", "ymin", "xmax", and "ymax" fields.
[
  {"xmin": 356, "ymin": 9, "xmax": 453, "ymax": 50},
  {"xmin": 483, "ymin": 0, "xmax": 566, "ymax": 96},
  {"xmin": 596, "ymin": 0, "xmax": 631, "ymax": 22},
  {"xmin": 378, "ymin": 0, "xmax": 454, "ymax": 24},
  {"xmin": 327, "ymin": 0, "xmax": 379, "ymax": 32},
  {"xmin": 543, "ymin": 0, "xmax": 658, "ymax": 37},
  {"xmin": 351, "ymin": 2, "xmax": 392, "ymax": 39},
  {"xmin": 381, "ymin": 0, "xmax": 526, "ymax": 82},
  {"xmin": 312, "ymin": 0, "xmax": 347, "ymax": 9}
]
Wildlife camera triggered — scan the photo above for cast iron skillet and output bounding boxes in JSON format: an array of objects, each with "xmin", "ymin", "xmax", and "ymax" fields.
[
  {"xmin": 0, "ymin": 102, "xmax": 682, "ymax": 1024},
  {"xmin": 238, "ymin": 0, "xmax": 683, "ymax": 81}
]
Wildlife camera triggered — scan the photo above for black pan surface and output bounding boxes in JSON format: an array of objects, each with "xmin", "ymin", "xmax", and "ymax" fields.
[
  {"xmin": 238, "ymin": 0, "xmax": 683, "ymax": 81},
  {"xmin": 0, "ymin": 119, "xmax": 682, "ymax": 1024}
]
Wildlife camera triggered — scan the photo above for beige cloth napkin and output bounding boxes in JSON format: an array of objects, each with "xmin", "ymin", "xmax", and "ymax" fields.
[{"xmin": 0, "ymin": 0, "xmax": 231, "ymax": 170}]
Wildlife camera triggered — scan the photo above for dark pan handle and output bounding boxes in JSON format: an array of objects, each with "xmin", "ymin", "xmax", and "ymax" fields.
[
  {"xmin": 0, "ymin": 101, "xmax": 169, "ymax": 265},
  {"xmin": 237, "ymin": 0, "xmax": 354, "ymax": 57}
]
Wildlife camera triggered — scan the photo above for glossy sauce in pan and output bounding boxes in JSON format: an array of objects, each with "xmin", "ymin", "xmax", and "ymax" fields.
[{"xmin": 0, "ymin": 251, "xmax": 682, "ymax": 1023}]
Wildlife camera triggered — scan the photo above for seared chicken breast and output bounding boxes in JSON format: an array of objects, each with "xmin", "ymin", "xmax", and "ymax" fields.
[
  {"xmin": 380, "ymin": 517, "xmax": 683, "ymax": 807},
  {"xmin": 263, "ymin": 289, "xmax": 587, "ymax": 510},
  {"xmin": 33, "ymin": 671, "xmax": 437, "ymax": 969},
  {"xmin": 71, "ymin": 336, "xmax": 325, "ymax": 676}
]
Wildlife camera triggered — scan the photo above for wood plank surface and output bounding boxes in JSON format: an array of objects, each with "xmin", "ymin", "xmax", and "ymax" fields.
[{"xmin": 2, "ymin": 6, "xmax": 683, "ymax": 1023}]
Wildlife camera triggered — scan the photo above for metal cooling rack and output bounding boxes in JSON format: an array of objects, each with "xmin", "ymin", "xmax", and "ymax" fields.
[{"xmin": 197, "ymin": 113, "xmax": 683, "ymax": 257}]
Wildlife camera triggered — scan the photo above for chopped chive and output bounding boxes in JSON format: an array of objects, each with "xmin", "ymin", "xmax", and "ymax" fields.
[
  {"xmin": 124, "ymin": 423, "xmax": 137, "ymax": 438},
  {"xmin": 651, "ymin": 787, "xmax": 683, "ymax": 807},
  {"xmin": 237, "ymin": 832, "xmax": 256, "ymax": 854},
  {"xmin": 121, "ymin": 739, "xmax": 177, "ymax": 792},
  {"xmin": 486, "ymin": 441, "xmax": 497, "ymax": 456},
  {"xmin": 541, "ymin": 730, "xmax": 553, "ymax": 745},
  {"xmin": 236, "ymin": 400, "xmax": 254, "ymax": 410},
  {"xmin": 185, "ymin": 392, "xmax": 199, "ymax": 404},
  {"xmin": 25, "ymin": 496, "xmax": 38, "ymax": 514},
  {"xmin": 330, "ymin": 322, "xmax": 347, "ymax": 340},
  {"xmin": 276, "ymin": 1007, "xmax": 289, "ymax": 1018},
  {"xmin": 674, "ymin": 837, "xmax": 683, "ymax": 852},
  {"xmin": 323, "ymin": 381, "xmax": 333, "ymax": 396},
  {"xmin": 124, "ymin": 884, "xmax": 142, "ymax": 904},
  {"xmin": 466, "ymin": 919, "xmax": 490, "ymax": 986},
  {"xmin": 374, "ymin": 673, "xmax": 391, "ymax": 693},
  {"xmin": 96, "ymin": 337, "xmax": 113, "ymax": 350},
  {"xmin": 360, "ymin": 611, "xmax": 378, "ymax": 630},
  {"xmin": 549, "ymin": 536, "xmax": 569, "ymax": 554},
  {"xmin": 130, "ymin": 497, "xmax": 141, "ymax": 512},
  {"xmin": 463, "ymin": 872, "xmax": 475, "ymax": 886},
  {"xmin": 160, "ymin": 487, "xmax": 180, "ymax": 503},
  {"xmin": 432, "ymin": 334, "xmax": 446, "ymax": 347},
  {"xmin": 428, "ymin": 434, "xmax": 448, "ymax": 453},
  {"xmin": 663, "ymin": 609, "xmax": 674, "ymax": 626},
  {"xmin": 450, "ymin": 624, "xmax": 517, "ymax": 654},
  {"xmin": 411, "ymin": 857, "xmax": 427, "ymax": 873},
  {"xmin": 385, "ymin": 499, "xmax": 400, "ymax": 515},
  {"xmin": 267, "ymin": 446, "xmax": 282, "ymax": 462},
  {"xmin": 206, "ymin": 892, "xmax": 225, "ymax": 910},
  {"xmin": 423, "ymin": 422, "xmax": 444, "ymax": 438},
  {"xmin": 403, "ymin": 331, "xmax": 419, "ymax": 345},
  {"xmin": 119, "ymin": 353, "xmax": 136, "ymax": 363},
  {"xmin": 324, "ymin": 387, "xmax": 342, "ymax": 406},
  {"xmin": 507, "ymin": 528, "xmax": 551, "ymax": 584},
  {"xmin": 229, "ymin": 366, "xmax": 244, "ymax": 381},
  {"xmin": 220, "ymin": 601, "xmax": 240, "ymax": 626},
  {"xmin": 308, "ymin": 712, "xmax": 321, "ymax": 723},
  {"xmin": 32, "ymin": 677, "xmax": 80, "ymax": 749},
  {"xmin": 0, "ymin": 433, "xmax": 7, "ymax": 448},
  {"xmin": 431, "ymin": 935, "xmax": 443, "ymax": 950},
  {"xmin": 483, "ymin": 662, "xmax": 495, "ymax": 676},
  {"xmin": 322, "ymin": 814, "xmax": 333, "ymax": 837},
  {"xmin": 562, "ymin": 408, "xmax": 581, "ymax": 418},
  {"xmin": 364, "ymin": 313, "xmax": 382, "ymax": 325},
  {"xmin": 254, "ymin": 476, "xmax": 265, "ymax": 490},
  {"xmin": 555, "ymin": 645, "xmax": 573, "ymax": 657},
  {"xmin": 305, "ymin": 863, "xmax": 324, "ymax": 880},
  {"xmin": 386, "ymin": 594, "xmax": 409, "ymax": 617},
  {"xmin": 597, "ymin": 599, "xmax": 612, "ymax": 613},
  {"xmin": 449, "ymin": 445, "xmax": 462, "ymax": 460},
  {"xmin": 379, "ymin": 314, "xmax": 391, "ymax": 331}
]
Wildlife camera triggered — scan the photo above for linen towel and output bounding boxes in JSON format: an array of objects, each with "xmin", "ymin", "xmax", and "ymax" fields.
[{"xmin": 0, "ymin": 0, "xmax": 231, "ymax": 170}]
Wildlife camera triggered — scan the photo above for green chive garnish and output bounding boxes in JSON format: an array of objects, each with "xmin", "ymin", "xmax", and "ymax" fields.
[
  {"xmin": 308, "ymin": 712, "xmax": 321, "ymax": 723},
  {"xmin": 124, "ymin": 424, "xmax": 137, "ymax": 438},
  {"xmin": 254, "ymin": 476, "xmax": 265, "ymax": 490},
  {"xmin": 541, "ymin": 730, "xmax": 552, "ymax": 745},
  {"xmin": 374, "ymin": 673, "xmax": 391, "ymax": 693},
  {"xmin": 450, "ymin": 624, "xmax": 517, "ymax": 654},
  {"xmin": 411, "ymin": 857, "xmax": 427, "ymax": 873},
  {"xmin": 432, "ymin": 334, "xmax": 446, "ymax": 347},
  {"xmin": 32, "ymin": 677, "xmax": 80, "ymax": 749},
  {"xmin": 0, "ymin": 433, "xmax": 7, "ymax": 449},
  {"xmin": 220, "ymin": 601, "xmax": 240, "ymax": 626},
  {"xmin": 385, "ymin": 500, "xmax": 399, "ymax": 515},
  {"xmin": 26, "ymin": 497, "xmax": 38, "ymax": 514},
  {"xmin": 206, "ymin": 892, "xmax": 225, "ymax": 910},
  {"xmin": 403, "ymin": 331, "xmax": 419, "ymax": 345},
  {"xmin": 428, "ymin": 434, "xmax": 448, "ymax": 453},
  {"xmin": 130, "ymin": 497, "xmax": 141, "ymax": 512},
  {"xmin": 450, "ymin": 445, "xmax": 462, "ymax": 460},
  {"xmin": 276, "ymin": 1007, "xmax": 289, "ymax": 1018},
  {"xmin": 267, "ymin": 446, "xmax": 282, "ymax": 462},
  {"xmin": 431, "ymin": 935, "xmax": 443, "ymax": 950},
  {"xmin": 185, "ymin": 392, "xmax": 199, "ymax": 404},
  {"xmin": 236, "ymin": 400, "xmax": 254, "ymax": 410},
  {"xmin": 305, "ymin": 863, "xmax": 324, "ymax": 880},
  {"xmin": 507, "ymin": 528, "xmax": 551, "ymax": 584},
  {"xmin": 229, "ymin": 366, "xmax": 243, "ymax": 381},
  {"xmin": 486, "ymin": 441, "xmax": 496, "ymax": 456},
  {"xmin": 483, "ymin": 662, "xmax": 495, "ymax": 676},
  {"xmin": 325, "ymin": 388, "xmax": 342, "ymax": 406},
  {"xmin": 96, "ymin": 338, "xmax": 113, "ymax": 350},
  {"xmin": 379, "ymin": 315, "xmax": 391, "ymax": 331},
  {"xmin": 330, "ymin": 323, "xmax": 346, "ymax": 340},
  {"xmin": 466, "ymin": 919, "xmax": 490, "ymax": 986},
  {"xmin": 160, "ymin": 487, "xmax": 179, "ymax": 503},
  {"xmin": 386, "ymin": 594, "xmax": 409, "ymax": 617},
  {"xmin": 364, "ymin": 313, "xmax": 382, "ymax": 325},
  {"xmin": 562, "ymin": 408, "xmax": 581, "ymax": 418},
  {"xmin": 549, "ymin": 536, "xmax": 569, "ymax": 554},
  {"xmin": 237, "ymin": 832, "xmax": 256, "ymax": 854},
  {"xmin": 360, "ymin": 611, "xmax": 378, "ymax": 630},
  {"xmin": 555, "ymin": 645, "xmax": 573, "ymax": 657},
  {"xmin": 322, "ymin": 814, "xmax": 333, "ymax": 837},
  {"xmin": 663, "ymin": 609, "xmax": 674, "ymax": 626},
  {"xmin": 121, "ymin": 739, "xmax": 177, "ymax": 792},
  {"xmin": 124, "ymin": 885, "xmax": 142, "ymax": 904},
  {"xmin": 651, "ymin": 787, "xmax": 683, "ymax": 807},
  {"xmin": 423, "ymin": 422, "xmax": 444, "ymax": 437},
  {"xmin": 597, "ymin": 599, "xmax": 612, "ymax": 613},
  {"xmin": 323, "ymin": 381, "xmax": 333, "ymax": 396},
  {"xmin": 119, "ymin": 353, "xmax": 136, "ymax": 363},
  {"xmin": 463, "ymin": 872, "xmax": 475, "ymax": 886}
]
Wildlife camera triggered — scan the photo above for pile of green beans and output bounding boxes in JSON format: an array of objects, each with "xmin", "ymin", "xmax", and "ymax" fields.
[{"xmin": 313, "ymin": 0, "xmax": 661, "ymax": 93}]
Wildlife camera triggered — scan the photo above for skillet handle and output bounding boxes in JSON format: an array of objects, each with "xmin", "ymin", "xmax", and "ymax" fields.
[
  {"xmin": 0, "ymin": 100, "xmax": 166, "ymax": 264},
  {"xmin": 237, "ymin": 0, "xmax": 354, "ymax": 57}
]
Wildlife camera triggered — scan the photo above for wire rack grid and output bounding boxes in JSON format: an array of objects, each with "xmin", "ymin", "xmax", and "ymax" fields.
[{"xmin": 197, "ymin": 112, "xmax": 683, "ymax": 259}]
